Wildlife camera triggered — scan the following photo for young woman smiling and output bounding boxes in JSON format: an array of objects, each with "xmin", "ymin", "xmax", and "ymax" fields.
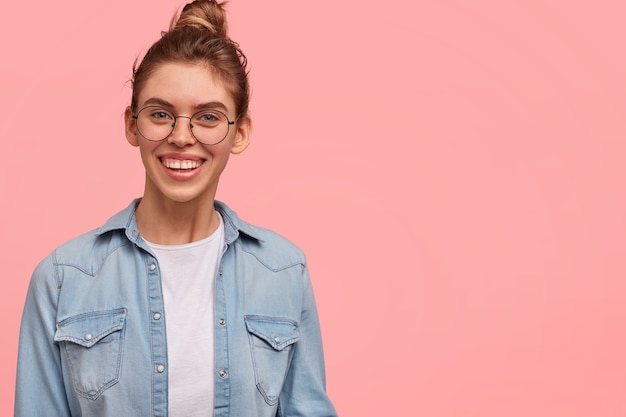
[{"xmin": 15, "ymin": 1, "xmax": 337, "ymax": 416}]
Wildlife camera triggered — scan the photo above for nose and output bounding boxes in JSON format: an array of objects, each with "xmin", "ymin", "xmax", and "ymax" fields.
[{"xmin": 167, "ymin": 115, "xmax": 196, "ymax": 147}]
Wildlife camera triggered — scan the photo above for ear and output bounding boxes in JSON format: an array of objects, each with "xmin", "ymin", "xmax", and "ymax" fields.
[
  {"xmin": 230, "ymin": 115, "xmax": 251, "ymax": 155},
  {"xmin": 124, "ymin": 106, "xmax": 140, "ymax": 147}
]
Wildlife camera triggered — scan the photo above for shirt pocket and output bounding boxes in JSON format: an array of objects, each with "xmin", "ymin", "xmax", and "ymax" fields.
[
  {"xmin": 244, "ymin": 315, "xmax": 300, "ymax": 406},
  {"xmin": 54, "ymin": 308, "xmax": 127, "ymax": 400}
]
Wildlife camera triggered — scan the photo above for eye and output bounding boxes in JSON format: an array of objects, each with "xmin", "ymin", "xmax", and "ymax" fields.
[
  {"xmin": 150, "ymin": 109, "xmax": 173, "ymax": 121},
  {"xmin": 193, "ymin": 110, "xmax": 226, "ymax": 127}
]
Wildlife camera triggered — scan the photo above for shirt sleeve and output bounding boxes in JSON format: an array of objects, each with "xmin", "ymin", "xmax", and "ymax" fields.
[
  {"xmin": 15, "ymin": 252, "xmax": 73, "ymax": 416},
  {"xmin": 277, "ymin": 264, "xmax": 338, "ymax": 417}
]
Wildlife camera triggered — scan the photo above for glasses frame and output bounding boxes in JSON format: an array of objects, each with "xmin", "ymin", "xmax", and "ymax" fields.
[{"xmin": 132, "ymin": 105, "xmax": 236, "ymax": 145}]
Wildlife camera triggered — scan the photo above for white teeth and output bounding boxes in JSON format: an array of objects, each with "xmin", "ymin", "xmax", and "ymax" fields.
[{"xmin": 162, "ymin": 159, "xmax": 202, "ymax": 169}]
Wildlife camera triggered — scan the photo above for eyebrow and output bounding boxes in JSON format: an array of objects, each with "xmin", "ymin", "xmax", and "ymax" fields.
[{"xmin": 142, "ymin": 97, "xmax": 230, "ymax": 113}]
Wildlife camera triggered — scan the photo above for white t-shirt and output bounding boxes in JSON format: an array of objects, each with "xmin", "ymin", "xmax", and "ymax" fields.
[{"xmin": 145, "ymin": 217, "xmax": 224, "ymax": 416}]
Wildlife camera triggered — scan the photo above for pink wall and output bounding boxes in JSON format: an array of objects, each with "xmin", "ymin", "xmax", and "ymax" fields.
[{"xmin": 2, "ymin": 0, "xmax": 626, "ymax": 415}]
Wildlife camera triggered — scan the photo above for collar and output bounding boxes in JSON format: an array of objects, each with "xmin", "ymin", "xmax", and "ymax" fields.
[{"xmin": 96, "ymin": 198, "xmax": 263, "ymax": 244}]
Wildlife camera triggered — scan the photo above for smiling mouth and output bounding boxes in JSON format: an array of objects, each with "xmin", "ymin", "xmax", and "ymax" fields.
[{"xmin": 161, "ymin": 158, "xmax": 204, "ymax": 170}]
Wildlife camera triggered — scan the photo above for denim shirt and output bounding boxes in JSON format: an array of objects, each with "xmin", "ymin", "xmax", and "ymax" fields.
[{"xmin": 15, "ymin": 200, "xmax": 337, "ymax": 417}]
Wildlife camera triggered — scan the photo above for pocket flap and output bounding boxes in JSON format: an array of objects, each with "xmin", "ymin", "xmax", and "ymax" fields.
[
  {"xmin": 244, "ymin": 315, "xmax": 300, "ymax": 351},
  {"xmin": 54, "ymin": 308, "xmax": 127, "ymax": 348}
]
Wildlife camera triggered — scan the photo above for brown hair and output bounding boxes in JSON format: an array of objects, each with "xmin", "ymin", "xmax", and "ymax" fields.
[{"xmin": 130, "ymin": 0, "xmax": 249, "ymax": 118}]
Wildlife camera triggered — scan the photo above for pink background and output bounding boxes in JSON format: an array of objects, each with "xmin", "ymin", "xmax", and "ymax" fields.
[{"xmin": 2, "ymin": 0, "xmax": 626, "ymax": 415}]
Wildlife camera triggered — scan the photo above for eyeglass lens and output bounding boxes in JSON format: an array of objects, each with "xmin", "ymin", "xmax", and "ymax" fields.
[{"xmin": 135, "ymin": 106, "xmax": 231, "ymax": 145}]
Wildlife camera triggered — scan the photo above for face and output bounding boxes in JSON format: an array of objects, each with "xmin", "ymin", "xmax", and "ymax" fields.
[{"xmin": 125, "ymin": 62, "xmax": 250, "ymax": 206}]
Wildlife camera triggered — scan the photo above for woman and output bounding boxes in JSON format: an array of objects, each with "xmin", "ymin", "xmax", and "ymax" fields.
[{"xmin": 15, "ymin": 1, "xmax": 337, "ymax": 416}]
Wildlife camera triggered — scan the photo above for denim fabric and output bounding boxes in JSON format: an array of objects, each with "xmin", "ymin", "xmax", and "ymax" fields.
[{"xmin": 15, "ymin": 199, "xmax": 337, "ymax": 417}]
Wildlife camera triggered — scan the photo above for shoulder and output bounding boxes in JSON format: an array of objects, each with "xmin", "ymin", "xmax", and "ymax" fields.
[
  {"xmin": 28, "ymin": 227, "xmax": 120, "ymax": 299},
  {"xmin": 52, "ymin": 227, "xmax": 131, "ymax": 275},
  {"xmin": 242, "ymin": 223, "xmax": 306, "ymax": 269},
  {"xmin": 216, "ymin": 201, "xmax": 307, "ymax": 271},
  {"xmin": 39, "ymin": 201, "xmax": 139, "ymax": 277}
]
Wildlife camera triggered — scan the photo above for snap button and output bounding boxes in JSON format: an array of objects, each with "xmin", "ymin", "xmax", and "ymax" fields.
[
  {"xmin": 149, "ymin": 263, "xmax": 156, "ymax": 271},
  {"xmin": 219, "ymin": 318, "xmax": 226, "ymax": 326},
  {"xmin": 157, "ymin": 365, "xmax": 165, "ymax": 373},
  {"xmin": 84, "ymin": 333, "xmax": 93, "ymax": 341},
  {"xmin": 153, "ymin": 312, "xmax": 161, "ymax": 320},
  {"xmin": 219, "ymin": 370, "xmax": 227, "ymax": 378},
  {"xmin": 274, "ymin": 336, "xmax": 281, "ymax": 344}
]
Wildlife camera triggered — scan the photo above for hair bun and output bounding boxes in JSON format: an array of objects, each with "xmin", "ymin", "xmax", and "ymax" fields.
[{"xmin": 171, "ymin": 0, "xmax": 228, "ymax": 37}]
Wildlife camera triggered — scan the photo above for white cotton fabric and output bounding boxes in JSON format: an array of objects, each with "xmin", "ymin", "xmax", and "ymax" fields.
[{"xmin": 145, "ymin": 216, "xmax": 224, "ymax": 416}]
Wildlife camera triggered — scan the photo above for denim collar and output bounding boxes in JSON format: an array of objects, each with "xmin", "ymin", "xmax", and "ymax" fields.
[{"xmin": 96, "ymin": 198, "xmax": 263, "ymax": 244}]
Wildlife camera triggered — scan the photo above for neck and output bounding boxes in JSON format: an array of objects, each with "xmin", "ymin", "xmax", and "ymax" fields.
[{"xmin": 135, "ymin": 194, "xmax": 220, "ymax": 245}]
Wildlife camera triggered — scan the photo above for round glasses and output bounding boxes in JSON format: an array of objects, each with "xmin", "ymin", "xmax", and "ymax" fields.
[{"xmin": 132, "ymin": 106, "xmax": 236, "ymax": 145}]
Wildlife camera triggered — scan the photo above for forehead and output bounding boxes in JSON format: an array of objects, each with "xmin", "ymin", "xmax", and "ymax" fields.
[{"xmin": 137, "ymin": 62, "xmax": 235, "ymax": 113}]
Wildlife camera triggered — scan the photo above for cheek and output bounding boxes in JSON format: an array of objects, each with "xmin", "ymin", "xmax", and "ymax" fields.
[
  {"xmin": 138, "ymin": 141, "xmax": 162, "ymax": 160},
  {"xmin": 139, "ymin": 139, "xmax": 161, "ymax": 151},
  {"xmin": 201, "ymin": 141, "xmax": 232, "ymax": 157}
]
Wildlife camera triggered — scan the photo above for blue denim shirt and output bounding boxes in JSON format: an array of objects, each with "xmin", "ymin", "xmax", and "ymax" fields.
[{"xmin": 15, "ymin": 200, "xmax": 337, "ymax": 417}]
